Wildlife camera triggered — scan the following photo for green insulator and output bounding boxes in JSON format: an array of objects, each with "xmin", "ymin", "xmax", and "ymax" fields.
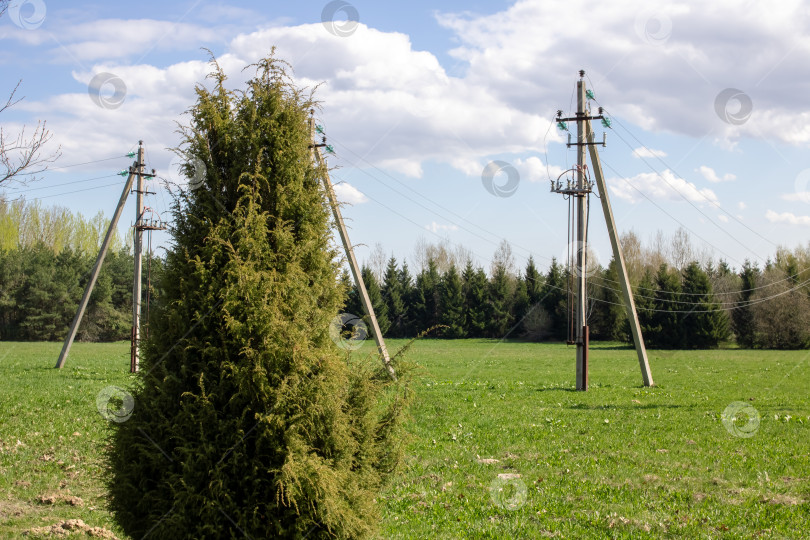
[
  {"xmin": 316, "ymin": 125, "xmax": 324, "ymax": 134},
  {"xmin": 601, "ymin": 117, "xmax": 612, "ymax": 128},
  {"xmin": 557, "ymin": 121, "xmax": 568, "ymax": 131},
  {"xmin": 325, "ymin": 145, "xmax": 335, "ymax": 154},
  {"xmin": 118, "ymin": 170, "xmax": 129, "ymax": 176},
  {"xmin": 586, "ymin": 89, "xmax": 594, "ymax": 100},
  {"xmin": 126, "ymin": 151, "xmax": 136, "ymax": 158}
]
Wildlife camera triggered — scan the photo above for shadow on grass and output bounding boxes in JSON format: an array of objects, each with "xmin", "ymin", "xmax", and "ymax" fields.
[{"xmin": 565, "ymin": 403, "xmax": 692, "ymax": 410}]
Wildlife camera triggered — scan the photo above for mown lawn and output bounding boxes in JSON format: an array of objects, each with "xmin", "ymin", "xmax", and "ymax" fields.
[{"xmin": 0, "ymin": 340, "xmax": 808, "ymax": 538}]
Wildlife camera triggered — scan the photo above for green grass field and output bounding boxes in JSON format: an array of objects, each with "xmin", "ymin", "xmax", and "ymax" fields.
[{"xmin": 1, "ymin": 340, "xmax": 808, "ymax": 538}]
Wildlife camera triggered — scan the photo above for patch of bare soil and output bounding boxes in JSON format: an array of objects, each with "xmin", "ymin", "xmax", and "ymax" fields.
[
  {"xmin": 23, "ymin": 519, "xmax": 119, "ymax": 539},
  {"xmin": 36, "ymin": 493, "xmax": 83, "ymax": 507}
]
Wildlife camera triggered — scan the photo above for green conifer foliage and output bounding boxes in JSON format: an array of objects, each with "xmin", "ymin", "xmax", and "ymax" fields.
[
  {"xmin": 413, "ymin": 258, "xmax": 440, "ymax": 331},
  {"xmin": 632, "ymin": 267, "xmax": 656, "ymax": 343},
  {"xmin": 107, "ymin": 56, "xmax": 408, "ymax": 539},
  {"xmin": 541, "ymin": 258, "xmax": 568, "ymax": 341},
  {"xmin": 439, "ymin": 264, "xmax": 465, "ymax": 338},
  {"xmin": 462, "ymin": 262, "xmax": 488, "ymax": 337},
  {"xmin": 681, "ymin": 261, "xmax": 728, "ymax": 348},
  {"xmin": 487, "ymin": 264, "xmax": 514, "ymax": 337},
  {"xmin": 650, "ymin": 264, "xmax": 683, "ymax": 348},
  {"xmin": 732, "ymin": 260, "xmax": 758, "ymax": 348},
  {"xmin": 360, "ymin": 265, "xmax": 390, "ymax": 336},
  {"xmin": 381, "ymin": 257, "xmax": 406, "ymax": 337}
]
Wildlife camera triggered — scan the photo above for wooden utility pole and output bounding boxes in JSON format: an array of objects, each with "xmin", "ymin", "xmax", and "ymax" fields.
[
  {"xmin": 309, "ymin": 114, "xmax": 396, "ymax": 380},
  {"xmin": 586, "ymin": 123, "xmax": 654, "ymax": 387},
  {"xmin": 551, "ymin": 70, "xmax": 654, "ymax": 388},
  {"xmin": 574, "ymin": 76, "xmax": 589, "ymax": 391},
  {"xmin": 55, "ymin": 156, "xmax": 138, "ymax": 369},
  {"xmin": 131, "ymin": 142, "xmax": 145, "ymax": 372}
]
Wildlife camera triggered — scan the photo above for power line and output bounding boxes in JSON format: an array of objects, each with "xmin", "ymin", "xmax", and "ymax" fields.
[
  {"xmin": 44, "ymin": 155, "xmax": 130, "ymax": 172},
  {"xmin": 590, "ymin": 95, "xmax": 778, "ymax": 252},
  {"xmin": 326, "ymin": 138, "xmax": 555, "ymax": 264},
  {"xmin": 591, "ymin": 264, "xmax": 810, "ymax": 298},
  {"xmin": 587, "ymin": 274, "xmax": 810, "ymax": 313},
  {"xmin": 600, "ymin": 158, "xmax": 743, "ymax": 266},
  {"xmin": 3, "ymin": 173, "xmax": 118, "ymax": 194},
  {"xmin": 7, "ymin": 180, "xmax": 123, "ymax": 202},
  {"xmin": 605, "ymin": 125, "xmax": 764, "ymax": 261}
]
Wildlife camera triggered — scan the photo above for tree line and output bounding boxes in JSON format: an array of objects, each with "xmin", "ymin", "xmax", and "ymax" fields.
[
  {"xmin": 1, "ymin": 196, "xmax": 808, "ymax": 349},
  {"xmin": 346, "ymin": 235, "xmax": 810, "ymax": 349},
  {"xmin": 0, "ymin": 197, "xmax": 143, "ymax": 341}
]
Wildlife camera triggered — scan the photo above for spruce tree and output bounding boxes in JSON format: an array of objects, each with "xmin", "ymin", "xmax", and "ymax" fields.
[
  {"xmin": 382, "ymin": 257, "xmax": 406, "ymax": 337},
  {"xmin": 524, "ymin": 256, "xmax": 544, "ymax": 305},
  {"xmin": 632, "ymin": 267, "xmax": 656, "ymax": 344},
  {"xmin": 541, "ymin": 258, "xmax": 568, "ymax": 341},
  {"xmin": 487, "ymin": 264, "xmax": 514, "ymax": 337},
  {"xmin": 512, "ymin": 276, "xmax": 530, "ymax": 335},
  {"xmin": 397, "ymin": 261, "xmax": 415, "ymax": 336},
  {"xmin": 462, "ymin": 262, "xmax": 488, "ymax": 337},
  {"xmin": 412, "ymin": 258, "xmax": 440, "ymax": 331},
  {"xmin": 732, "ymin": 260, "xmax": 758, "ymax": 348},
  {"xmin": 439, "ymin": 264, "xmax": 465, "ymax": 338},
  {"xmin": 598, "ymin": 256, "xmax": 628, "ymax": 341},
  {"xmin": 681, "ymin": 261, "xmax": 728, "ymax": 348},
  {"xmin": 359, "ymin": 265, "xmax": 390, "ymax": 337},
  {"xmin": 650, "ymin": 264, "xmax": 683, "ymax": 348},
  {"xmin": 107, "ymin": 56, "xmax": 408, "ymax": 539}
]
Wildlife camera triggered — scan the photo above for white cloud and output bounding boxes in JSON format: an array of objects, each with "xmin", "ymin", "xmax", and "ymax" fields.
[
  {"xmin": 632, "ymin": 147, "xmax": 666, "ymax": 159},
  {"xmin": 697, "ymin": 165, "xmax": 736, "ymax": 183},
  {"xmin": 765, "ymin": 210, "xmax": 810, "ymax": 226},
  {"xmin": 21, "ymin": 21, "xmax": 558, "ymax": 179},
  {"xmin": 425, "ymin": 221, "xmax": 459, "ymax": 233},
  {"xmin": 436, "ymin": 0, "xmax": 810, "ymax": 146},
  {"xmin": 11, "ymin": 0, "xmax": 810, "ymax": 186},
  {"xmin": 608, "ymin": 169, "xmax": 719, "ymax": 204},
  {"xmin": 718, "ymin": 214, "xmax": 729, "ymax": 223},
  {"xmin": 738, "ymin": 201, "xmax": 747, "ymax": 210},
  {"xmin": 513, "ymin": 156, "xmax": 564, "ymax": 183},
  {"xmin": 781, "ymin": 192, "xmax": 810, "ymax": 203},
  {"xmin": 332, "ymin": 182, "xmax": 368, "ymax": 205}
]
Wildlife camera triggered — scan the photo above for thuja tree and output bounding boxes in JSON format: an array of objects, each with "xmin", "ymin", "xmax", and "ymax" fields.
[{"xmin": 107, "ymin": 55, "xmax": 409, "ymax": 539}]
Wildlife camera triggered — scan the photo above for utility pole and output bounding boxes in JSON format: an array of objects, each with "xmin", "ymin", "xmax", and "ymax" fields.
[
  {"xmin": 574, "ymin": 75, "xmax": 589, "ymax": 391},
  {"xmin": 551, "ymin": 70, "xmax": 654, "ymax": 388},
  {"xmin": 130, "ymin": 142, "xmax": 161, "ymax": 373},
  {"xmin": 586, "ymin": 123, "xmax": 654, "ymax": 387},
  {"xmin": 131, "ymin": 142, "xmax": 145, "ymax": 373},
  {"xmin": 56, "ymin": 154, "xmax": 139, "ymax": 369},
  {"xmin": 309, "ymin": 113, "xmax": 396, "ymax": 381}
]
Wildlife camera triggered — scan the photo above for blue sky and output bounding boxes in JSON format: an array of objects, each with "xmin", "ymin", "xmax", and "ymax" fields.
[{"xmin": 2, "ymin": 0, "xmax": 810, "ymax": 274}]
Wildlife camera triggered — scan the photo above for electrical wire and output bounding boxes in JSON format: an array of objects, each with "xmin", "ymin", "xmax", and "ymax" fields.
[
  {"xmin": 44, "ymin": 155, "xmax": 130, "ymax": 172},
  {"xmin": 3, "ymin": 173, "xmax": 119, "ymax": 193},
  {"xmin": 606, "ymin": 126, "xmax": 762, "ymax": 261},
  {"xmin": 585, "ymin": 85, "xmax": 778, "ymax": 252},
  {"xmin": 323, "ymin": 130, "xmax": 803, "ymax": 309},
  {"xmin": 600, "ymin": 158, "xmax": 743, "ymax": 266},
  {"xmin": 325, "ymin": 138, "xmax": 554, "ymax": 265},
  {"xmin": 4, "ymin": 180, "xmax": 123, "ymax": 202},
  {"xmin": 590, "ymin": 264, "xmax": 810, "ymax": 298}
]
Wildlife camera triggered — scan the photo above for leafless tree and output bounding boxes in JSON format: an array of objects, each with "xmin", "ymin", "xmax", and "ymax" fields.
[
  {"xmin": 1, "ymin": 81, "xmax": 61, "ymax": 187},
  {"xmin": 366, "ymin": 242, "xmax": 387, "ymax": 283},
  {"xmin": 620, "ymin": 229, "xmax": 644, "ymax": 285},
  {"xmin": 491, "ymin": 238, "xmax": 515, "ymax": 276},
  {"xmin": 412, "ymin": 237, "xmax": 474, "ymax": 273}
]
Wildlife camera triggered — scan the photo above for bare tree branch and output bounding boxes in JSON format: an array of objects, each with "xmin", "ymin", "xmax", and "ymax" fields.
[{"xmin": 1, "ymin": 80, "xmax": 62, "ymax": 187}]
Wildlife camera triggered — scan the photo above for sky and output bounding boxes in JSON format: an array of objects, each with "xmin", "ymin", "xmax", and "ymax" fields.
[{"xmin": 2, "ymin": 0, "xmax": 810, "ymax": 274}]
